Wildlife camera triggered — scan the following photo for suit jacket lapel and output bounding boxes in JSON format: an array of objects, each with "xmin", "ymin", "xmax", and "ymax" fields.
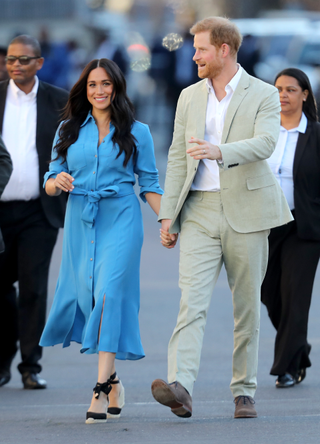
[
  {"xmin": 194, "ymin": 80, "xmax": 208, "ymax": 139},
  {"xmin": 1, "ymin": 80, "xmax": 48, "ymax": 152},
  {"xmin": 188, "ymin": 81, "xmax": 207, "ymax": 171},
  {"xmin": 36, "ymin": 81, "xmax": 47, "ymax": 158},
  {"xmin": 221, "ymin": 70, "xmax": 250, "ymax": 144},
  {"xmin": 293, "ymin": 124, "xmax": 311, "ymax": 180},
  {"xmin": 0, "ymin": 81, "xmax": 9, "ymax": 134}
]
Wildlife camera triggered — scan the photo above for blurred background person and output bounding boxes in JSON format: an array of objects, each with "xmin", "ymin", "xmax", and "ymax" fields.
[
  {"xmin": 262, "ymin": 68, "xmax": 320, "ymax": 388},
  {"xmin": 150, "ymin": 30, "xmax": 199, "ymax": 139},
  {"xmin": 0, "ymin": 47, "xmax": 9, "ymax": 81},
  {"xmin": 66, "ymin": 39, "xmax": 89, "ymax": 90},
  {"xmin": 170, "ymin": 32, "xmax": 199, "ymax": 103},
  {"xmin": 0, "ymin": 35, "xmax": 68, "ymax": 389},
  {"xmin": 150, "ymin": 34, "xmax": 175, "ymax": 102},
  {"xmin": 94, "ymin": 30, "xmax": 128, "ymax": 76},
  {"xmin": 167, "ymin": 31, "xmax": 199, "ymax": 115},
  {"xmin": 37, "ymin": 26, "xmax": 70, "ymax": 90},
  {"xmin": 237, "ymin": 34, "xmax": 260, "ymax": 77}
]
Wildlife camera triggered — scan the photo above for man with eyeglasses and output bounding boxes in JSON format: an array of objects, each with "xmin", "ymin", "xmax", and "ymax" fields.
[{"xmin": 0, "ymin": 35, "xmax": 69, "ymax": 389}]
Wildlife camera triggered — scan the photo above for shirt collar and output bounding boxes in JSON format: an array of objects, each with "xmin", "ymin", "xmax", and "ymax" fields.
[
  {"xmin": 9, "ymin": 76, "xmax": 39, "ymax": 99},
  {"xmin": 280, "ymin": 112, "xmax": 308, "ymax": 134},
  {"xmin": 81, "ymin": 111, "xmax": 94, "ymax": 127},
  {"xmin": 80, "ymin": 111, "xmax": 115, "ymax": 131},
  {"xmin": 206, "ymin": 64, "xmax": 243, "ymax": 94}
]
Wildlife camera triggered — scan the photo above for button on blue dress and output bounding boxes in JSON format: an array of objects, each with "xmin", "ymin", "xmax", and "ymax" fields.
[{"xmin": 40, "ymin": 113, "xmax": 163, "ymax": 360}]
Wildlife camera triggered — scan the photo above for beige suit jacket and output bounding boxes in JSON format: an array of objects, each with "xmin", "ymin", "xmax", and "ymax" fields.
[{"xmin": 159, "ymin": 70, "xmax": 293, "ymax": 234}]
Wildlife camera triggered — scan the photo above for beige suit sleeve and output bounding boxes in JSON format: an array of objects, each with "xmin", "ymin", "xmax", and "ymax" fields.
[
  {"xmin": 218, "ymin": 88, "xmax": 281, "ymax": 169},
  {"xmin": 158, "ymin": 92, "xmax": 188, "ymax": 221}
]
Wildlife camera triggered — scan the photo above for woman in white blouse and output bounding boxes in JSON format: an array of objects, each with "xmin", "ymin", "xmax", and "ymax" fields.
[{"xmin": 262, "ymin": 68, "xmax": 320, "ymax": 388}]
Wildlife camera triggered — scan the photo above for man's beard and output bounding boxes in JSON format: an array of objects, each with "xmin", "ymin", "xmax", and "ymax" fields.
[
  {"xmin": 208, "ymin": 60, "xmax": 224, "ymax": 79},
  {"xmin": 197, "ymin": 59, "xmax": 224, "ymax": 79}
]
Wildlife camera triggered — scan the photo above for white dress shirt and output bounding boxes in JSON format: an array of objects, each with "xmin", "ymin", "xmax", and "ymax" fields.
[
  {"xmin": 1, "ymin": 77, "xmax": 40, "ymax": 201},
  {"xmin": 267, "ymin": 112, "xmax": 307, "ymax": 210},
  {"xmin": 191, "ymin": 65, "xmax": 243, "ymax": 191}
]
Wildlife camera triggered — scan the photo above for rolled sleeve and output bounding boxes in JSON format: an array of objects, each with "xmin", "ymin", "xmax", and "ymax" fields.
[
  {"xmin": 43, "ymin": 124, "xmax": 69, "ymax": 187},
  {"xmin": 133, "ymin": 123, "xmax": 163, "ymax": 202}
]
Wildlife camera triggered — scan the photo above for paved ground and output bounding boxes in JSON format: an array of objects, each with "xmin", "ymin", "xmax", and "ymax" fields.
[{"xmin": 1, "ymin": 129, "xmax": 320, "ymax": 444}]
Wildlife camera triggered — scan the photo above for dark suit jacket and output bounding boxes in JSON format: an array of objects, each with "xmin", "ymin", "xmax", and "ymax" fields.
[
  {"xmin": 293, "ymin": 120, "xmax": 320, "ymax": 240},
  {"xmin": 0, "ymin": 79, "xmax": 69, "ymax": 229},
  {"xmin": 0, "ymin": 134, "xmax": 12, "ymax": 252}
]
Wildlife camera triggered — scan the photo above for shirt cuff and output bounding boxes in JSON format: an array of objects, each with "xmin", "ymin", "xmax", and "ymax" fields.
[
  {"xmin": 139, "ymin": 186, "xmax": 164, "ymax": 203},
  {"xmin": 43, "ymin": 171, "xmax": 57, "ymax": 188}
]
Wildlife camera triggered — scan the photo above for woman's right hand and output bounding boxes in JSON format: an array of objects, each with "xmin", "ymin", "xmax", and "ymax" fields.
[{"xmin": 53, "ymin": 172, "xmax": 75, "ymax": 193}]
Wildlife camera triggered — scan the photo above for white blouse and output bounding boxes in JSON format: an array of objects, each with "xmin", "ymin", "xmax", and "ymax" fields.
[{"xmin": 267, "ymin": 112, "xmax": 307, "ymax": 210}]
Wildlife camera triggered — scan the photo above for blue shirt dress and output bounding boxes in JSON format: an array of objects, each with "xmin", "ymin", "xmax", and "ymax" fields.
[{"xmin": 40, "ymin": 113, "xmax": 163, "ymax": 360}]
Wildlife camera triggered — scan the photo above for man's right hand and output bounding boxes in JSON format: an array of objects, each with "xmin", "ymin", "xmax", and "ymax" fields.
[{"xmin": 160, "ymin": 219, "xmax": 178, "ymax": 249}]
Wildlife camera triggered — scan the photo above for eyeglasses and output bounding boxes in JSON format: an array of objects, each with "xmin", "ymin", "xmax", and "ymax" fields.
[{"xmin": 5, "ymin": 56, "xmax": 41, "ymax": 65}]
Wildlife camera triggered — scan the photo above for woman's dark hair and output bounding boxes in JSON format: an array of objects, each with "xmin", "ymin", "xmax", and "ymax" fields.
[
  {"xmin": 54, "ymin": 58, "xmax": 136, "ymax": 166},
  {"xmin": 275, "ymin": 68, "xmax": 318, "ymax": 122}
]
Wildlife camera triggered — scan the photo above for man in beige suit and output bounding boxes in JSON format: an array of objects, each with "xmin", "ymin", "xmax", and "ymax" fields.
[{"xmin": 151, "ymin": 17, "xmax": 292, "ymax": 419}]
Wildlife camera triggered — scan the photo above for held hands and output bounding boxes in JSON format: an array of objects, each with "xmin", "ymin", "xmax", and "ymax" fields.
[
  {"xmin": 160, "ymin": 219, "xmax": 178, "ymax": 249},
  {"xmin": 187, "ymin": 137, "xmax": 222, "ymax": 161},
  {"xmin": 53, "ymin": 172, "xmax": 75, "ymax": 193}
]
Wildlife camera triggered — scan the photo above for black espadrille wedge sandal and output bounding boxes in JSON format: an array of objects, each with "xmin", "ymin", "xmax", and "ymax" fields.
[
  {"xmin": 107, "ymin": 372, "xmax": 125, "ymax": 419},
  {"xmin": 85, "ymin": 380, "xmax": 112, "ymax": 424}
]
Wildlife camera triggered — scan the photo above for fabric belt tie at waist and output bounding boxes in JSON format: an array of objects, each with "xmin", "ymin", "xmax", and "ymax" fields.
[{"xmin": 71, "ymin": 185, "xmax": 134, "ymax": 227}]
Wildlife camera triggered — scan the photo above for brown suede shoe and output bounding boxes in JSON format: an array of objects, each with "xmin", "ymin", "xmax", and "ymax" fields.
[
  {"xmin": 234, "ymin": 396, "xmax": 257, "ymax": 418},
  {"xmin": 151, "ymin": 379, "xmax": 192, "ymax": 418}
]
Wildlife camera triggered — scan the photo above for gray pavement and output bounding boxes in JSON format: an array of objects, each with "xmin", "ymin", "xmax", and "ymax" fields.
[{"xmin": 1, "ymin": 144, "xmax": 320, "ymax": 444}]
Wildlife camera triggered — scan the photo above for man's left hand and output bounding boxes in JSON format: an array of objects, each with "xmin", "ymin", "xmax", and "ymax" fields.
[{"xmin": 187, "ymin": 137, "xmax": 222, "ymax": 161}]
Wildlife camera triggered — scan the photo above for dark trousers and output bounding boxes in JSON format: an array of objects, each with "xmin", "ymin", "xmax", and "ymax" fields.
[
  {"xmin": 261, "ymin": 218, "xmax": 320, "ymax": 377},
  {"xmin": 0, "ymin": 199, "xmax": 58, "ymax": 375}
]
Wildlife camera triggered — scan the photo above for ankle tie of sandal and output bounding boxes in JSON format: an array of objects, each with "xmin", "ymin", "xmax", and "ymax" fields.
[
  {"xmin": 93, "ymin": 380, "xmax": 112, "ymax": 399},
  {"xmin": 109, "ymin": 371, "xmax": 120, "ymax": 385}
]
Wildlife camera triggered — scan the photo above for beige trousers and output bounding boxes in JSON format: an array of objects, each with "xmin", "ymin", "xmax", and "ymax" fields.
[{"xmin": 168, "ymin": 191, "xmax": 269, "ymax": 398}]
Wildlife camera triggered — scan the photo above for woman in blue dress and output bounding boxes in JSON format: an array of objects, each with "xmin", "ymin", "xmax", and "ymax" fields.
[{"xmin": 40, "ymin": 59, "xmax": 164, "ymax": 423}]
